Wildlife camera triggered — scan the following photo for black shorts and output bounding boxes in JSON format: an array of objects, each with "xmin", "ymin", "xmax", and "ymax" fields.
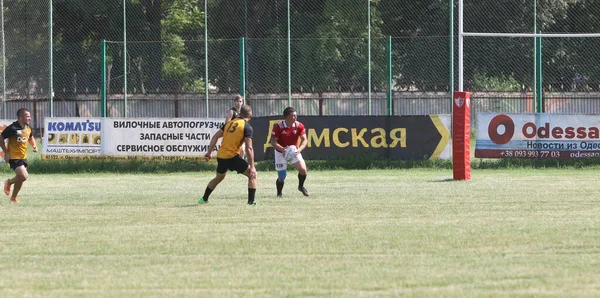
[
  {"xmin": 9, "ymin": 159, "xmax": 28, "ymax": 170},
  {"xmin": 216, "ymin": 155, "xmax": 249, "ymax": 174}
]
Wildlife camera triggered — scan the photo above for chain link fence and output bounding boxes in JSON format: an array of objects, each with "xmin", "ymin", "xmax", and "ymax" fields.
[
  {"xmin": 1, "ymin": 0, "xmax": 600, "ymax": 129},
  {"xmin": 462, "ymin": 0, "xmax": 600, "ymax": 117}
]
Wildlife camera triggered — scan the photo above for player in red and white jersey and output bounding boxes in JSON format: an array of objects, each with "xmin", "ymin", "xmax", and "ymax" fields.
[{"xmin": 270, "ymin": 107, "xmax": 309, "ymax": 197}]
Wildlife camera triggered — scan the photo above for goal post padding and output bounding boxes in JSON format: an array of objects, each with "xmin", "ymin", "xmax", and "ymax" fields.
[{"xmin": 453, "ymin": 91, "xmax": 471, "ymax": 180}]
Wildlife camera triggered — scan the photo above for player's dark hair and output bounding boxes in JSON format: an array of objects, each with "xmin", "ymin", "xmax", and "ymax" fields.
[
  {"xmin": 283, "ymin": 107, "xmax": 296, "ymax": 117},
  {"xmin": 239, "ymin": 105, "xmax": 252, "ymax": 118},
  {"xmin": 17, "ymin": 108, "xmax": 29, "ymax": 118}
]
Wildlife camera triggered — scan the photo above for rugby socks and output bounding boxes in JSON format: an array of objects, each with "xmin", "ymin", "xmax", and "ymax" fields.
[
  {"xmin": 298, "ymin": 173, "xmax": 307, "ymax": 188},
  {"xmin": 202, "ymin": 187, "xmax": 214, "ymax": 202},
  {"xmin": 248, "ymin": 188, "xmax": 256, "ymax": 204},
  {"xmin": 276, "ymin": 179, "xmax": 284, "ymax": 196}
]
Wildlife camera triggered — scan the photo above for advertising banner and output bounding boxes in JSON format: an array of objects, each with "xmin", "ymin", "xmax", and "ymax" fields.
[
  {"xmin": 43, "ymin": 116, "xmax": 451, "ymax": 161},
  {"xmin": 42, "ymin": 118, "xmax": 103, "ymax": 159},
  {"xmin": 251, "ymin": 115, "xmax": 451, "ymax": 161},
  {"xmin": 476, "ymin": 113, "xmax": 600, "ymax": 159},
  {"xmin": 43, "ymin": 118, "xmax": 224, "ymax": 159},
  {"xmin": 104, "ymin": 118, "xmax": 223, "ymax": 157}
]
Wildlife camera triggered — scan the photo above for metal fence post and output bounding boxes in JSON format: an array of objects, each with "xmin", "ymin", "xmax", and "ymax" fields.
[
  {"xmin": 387, "ymin": 36, "xmax": 392, "ymax": 116},
  {"xmin": 101, "ymin": 39, "xmax": 107, "ymax": 117},
  {"xmin": 240, "ymin": 37, "xmax": 246, "ymax": 103},
  {"xmin": 536, "ymin": 31, "xmax": 543, "ymax": 113}
]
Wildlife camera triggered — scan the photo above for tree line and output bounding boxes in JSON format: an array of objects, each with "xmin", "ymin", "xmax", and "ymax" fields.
[{"xmin": 4, "ymin": 0, "xmax": 600, "ymax": 97}]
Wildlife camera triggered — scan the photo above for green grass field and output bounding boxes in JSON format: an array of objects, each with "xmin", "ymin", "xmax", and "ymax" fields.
[{"xmin": 1, "ymin": 169, "xmax": 599, "ymax": 297}]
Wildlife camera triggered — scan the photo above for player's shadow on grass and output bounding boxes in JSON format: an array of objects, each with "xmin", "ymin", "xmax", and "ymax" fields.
[{"xmin": 431, "ymin": 178, "xmax": 458, "ymax": 182}]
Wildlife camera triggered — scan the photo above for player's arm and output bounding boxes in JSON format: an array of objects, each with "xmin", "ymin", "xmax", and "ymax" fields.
[
  {"xmin": 297, "ymin": 123, "xmax": 308, "ymax": 154},
  {"xmin": 0, "ymin": 127, "xmax": 14, "ymax": 162},
  {"xmin": 244, "ymin": 138, "xmax": 256, "ymax": 179},
  {"xmin": 225, "ymin": 110, "xmax": 234, "ymax": 123},
  {"xmin": 29, "ymin": 134, "xmax": 38, "ymax": 152},
  {"xmin": 297, "ymin": 134, "xmax": 308, "ymax": 154},
  {"xmin": 0, "ymin": 135, "xmax": 8, "ymax": 162},
  {"xmin": 244, "ymin": 125, "xmax": 256, "ymax": 179},
  {"xmin": 204, "ymin": 129, "xmax": 224, "ymax": 161},
  {"xmin": 270, "ymin": 125, "xmax": 285, "ymax": 152},
  {"xmin": 244, "ymin": 138, "xmax": 254, "ymax": 167},
  {"xmin": 271, "ymin": 136, "xmax": 283, "ymax": 152}
]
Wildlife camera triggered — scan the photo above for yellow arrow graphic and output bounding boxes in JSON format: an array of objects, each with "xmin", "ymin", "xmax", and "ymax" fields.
[{"xmin": 429, "ymin": 115, "xmax": 450, "ymax": 160}]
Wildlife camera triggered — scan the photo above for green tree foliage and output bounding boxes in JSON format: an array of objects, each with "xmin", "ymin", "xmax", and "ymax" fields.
[
  {"xmin": 161, "ymin": 0, "xmax": 205, "ymax": 92},
  {"xmin": 307, "ymin": 0, "xmax": 386, "ymax": 92},
  {"xmin": 378, "ymin": 0, "xmax": 450, "ymax": 91},
  {"xmin": 4, "ymin": 0, "xmax": 51, "ymax": 96},
  {"xmin": 471, "ymin": 71, "xmax": 522, "ymax": 92},
  {"xmin": 5, "ymin": 0, "xmax": 600, "ymax": 96},
  {"xmin": 541, "ymin": 0, "xmax": 600, "ymax": 90}
]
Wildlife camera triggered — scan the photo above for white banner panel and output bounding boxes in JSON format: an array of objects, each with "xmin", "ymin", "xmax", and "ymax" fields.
[
  {"xmin": 104, "ymin": 118, "xmax": 223, "ymax": 157},
  {"xmin": 476, "ymin": 113, "xmax": 600, "ymax": 159},
  {"xmin": 42, "ymin": 118, "xmax": 103, "ymax": 159},
  {"xmin": 42, "ymin": 118, "xmax": 225, "ymax": 159}
]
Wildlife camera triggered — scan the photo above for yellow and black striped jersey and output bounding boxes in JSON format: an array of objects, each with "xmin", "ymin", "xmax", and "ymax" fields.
[
  {"xmin": 217, "ymin": 118, "xmax": 253, "ymax": 159},
  {"xmin": 1, "ymin": 121, "xmax": 33, "ymax": 159}
]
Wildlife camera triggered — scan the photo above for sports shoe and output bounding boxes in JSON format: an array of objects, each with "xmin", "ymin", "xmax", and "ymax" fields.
[
  {"xmin": 276, "ymin": 192, "xmax": 282, "ymax": 198},
  {"xmin": 198, "ymin": 198, "xmax": 208, "ymax": 204},
  {"xmin": 298, "ymin": 186, "xmax": 310, "ymax": 197},
  {"xmin": 9, "ymin": 197, "xmax": 19, "ymax": 204},
  {"xmin": 4, "ymin": 179, "xmax": 10, "ymax": 196},
  {"xmin": 247, "ymin": 202, "xmax": 256, "ymax": 206}
]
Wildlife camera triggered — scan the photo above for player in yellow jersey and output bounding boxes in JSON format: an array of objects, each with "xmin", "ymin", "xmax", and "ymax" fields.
[
  {"xmin": 199, "ymin": 105, "xmax": 257, "ymax": 205},
  {"xmin": 225, "ymin": 95, "xmax": 245, "ymax": 159},
  {"xmin": 0, "ymin": 108, "xmax": 38, "ymax": 203}
]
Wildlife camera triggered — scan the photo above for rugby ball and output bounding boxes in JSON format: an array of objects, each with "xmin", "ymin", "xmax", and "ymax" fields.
[{"xmin": 284, "ymin": 145, "xmax": 297, "ymax": 162}]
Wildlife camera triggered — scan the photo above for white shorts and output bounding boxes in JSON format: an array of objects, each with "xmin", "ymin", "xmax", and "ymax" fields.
[{"xmin": 274, "ymin": 149, "xmax": 304, "ymax": 171}]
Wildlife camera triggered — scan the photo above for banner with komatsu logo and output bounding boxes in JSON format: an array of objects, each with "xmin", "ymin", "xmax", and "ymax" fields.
[
  {"xmin": 42, "ymin": 116, "xmax": 451, "ymax": 160},
  {"xmin": 476, "ymin": 113, "xmax": 600, "ymax": 159},
  {"xmin": 43, "ymin": 118, "xmax": 103, "ymax": 159},
  {"xmin": 42, "ymin": 118, "xmax": 224, "ymax": 159}
]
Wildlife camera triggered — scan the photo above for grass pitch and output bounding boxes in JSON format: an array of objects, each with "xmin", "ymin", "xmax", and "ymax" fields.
[{"xmin": 1, "ymin": 169, "xmax": 599, "ymax": 297}]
